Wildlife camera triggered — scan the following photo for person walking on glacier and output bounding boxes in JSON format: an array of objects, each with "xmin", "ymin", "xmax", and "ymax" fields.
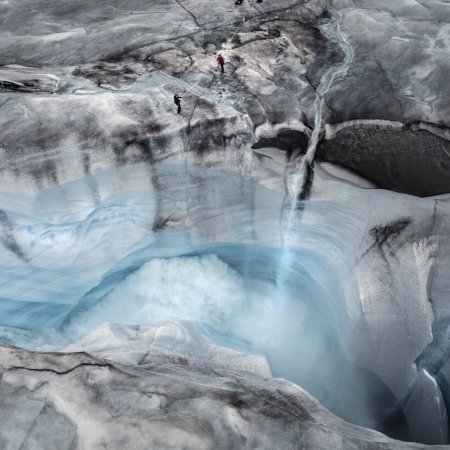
[
  {"xmin": 217, "ymin": 54, "xmax": 225, "ymax": 73},
  {"xmin": 174, "ymin": 94, "xmax": 182, "ymax": 114}
]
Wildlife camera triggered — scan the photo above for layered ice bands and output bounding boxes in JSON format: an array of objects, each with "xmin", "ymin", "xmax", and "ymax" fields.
[
  {"xmin": 1, "ymin": 0, "xmax": 450, "ymax": 448},
  {"xmin": 0, "ymin": 159, "xmax": 447, "ymax": 446}
]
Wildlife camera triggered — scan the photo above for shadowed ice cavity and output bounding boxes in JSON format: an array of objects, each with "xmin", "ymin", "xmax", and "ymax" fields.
[{"xmin": 0, "ymin": 162, "xmax": 399, "ymax": 433}]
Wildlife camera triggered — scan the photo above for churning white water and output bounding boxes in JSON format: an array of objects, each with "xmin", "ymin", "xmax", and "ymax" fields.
[{"xmin": 0, "ymin": 161, "xmax": 385, "ymax": 430}]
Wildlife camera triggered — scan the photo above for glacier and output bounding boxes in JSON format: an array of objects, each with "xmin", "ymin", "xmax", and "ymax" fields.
[{"xmin": 1, "ymin": 0, "xmax": 450, "ymax": 448}]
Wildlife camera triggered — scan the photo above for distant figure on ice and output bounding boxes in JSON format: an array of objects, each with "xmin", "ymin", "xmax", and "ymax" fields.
[
  {"xmin": 174, "ymin": 94, "xmax": 182, "ymax": 114},
  {"xmin": 217, "ymin": 54, "xmax": 225, "ymax": 73},
  {"xmin": 235, "ymin": 0, "xmax": 243, "ymax": 4}
]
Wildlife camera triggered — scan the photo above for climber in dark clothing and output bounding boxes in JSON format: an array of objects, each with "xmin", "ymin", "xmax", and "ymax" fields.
[
  {"xmin": 217, "ymin": 54, "xmax": 225, "ymax": 73},
  {"xmin": 235, "ymin": 0, "xmax": 243, "ymax": 4},
  {"xmin": 174, "ymin": 94, "xmax": 182, "ymax": 114}
]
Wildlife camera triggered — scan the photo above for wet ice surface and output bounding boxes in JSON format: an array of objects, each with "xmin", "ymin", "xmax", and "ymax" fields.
[
  {"xmin": 4, "ymin": 330, "xmax": 444, "ymax": 450},
  {"xmin": 1, "ymin": 0, "xmax": 450, "ymax": 448},
  {"xmin": 0, "ymin": 159, "xmax": 448, "ymax": 447}
]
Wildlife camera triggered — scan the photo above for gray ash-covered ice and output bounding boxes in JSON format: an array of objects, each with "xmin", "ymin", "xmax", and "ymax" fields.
[
  {"xmin": 2, "ymin": 322, "xmax": 446, "ymax": 450},
  {"xmin": 1, "ymin": 0, "xmax": 450, "ymax": 448},
  {"xmin": 316, "ymin": 0, "xmax": 450, "ymax": 196}
]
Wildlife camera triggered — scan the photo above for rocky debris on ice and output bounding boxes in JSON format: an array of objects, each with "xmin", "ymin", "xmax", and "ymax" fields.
[
  {"xmin": 1, "ymin": 0, "xmax": 449, "ymax": 195},
  {"xmin": 0, "ymin": 0, "xmax": 337, "ymax": 190},
  {"xmin": 315, "ymin": 0, "xmax": 450, "ymax": 195},
  {"xmin": 317, "ymin": 123, "xmax": 450, "ymax": 196},
  {"xmin": 0, "ymin": 66, "xmax": 59, "ymax": 93}
]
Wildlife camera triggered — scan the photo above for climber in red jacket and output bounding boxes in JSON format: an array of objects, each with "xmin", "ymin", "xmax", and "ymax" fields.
[{"xmin": 217, "ymin": 54, "xmax": 225, "ymax": 73}]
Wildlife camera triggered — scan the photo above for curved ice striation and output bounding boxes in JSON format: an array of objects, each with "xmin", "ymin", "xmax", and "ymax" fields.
[
  {"xmin": 0, "ymin": 153, "xmax": 447, "ymax": 445},
  {"xmin": 0, "ymin": 159, "xmax": 379, "ymax": 425}
]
